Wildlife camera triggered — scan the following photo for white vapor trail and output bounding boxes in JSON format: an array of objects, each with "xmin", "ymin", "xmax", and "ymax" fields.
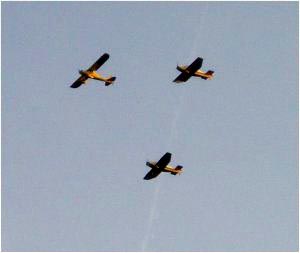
[{"xmin": 141, "ymin": 4, "xmax": 208, "ymax": 251}]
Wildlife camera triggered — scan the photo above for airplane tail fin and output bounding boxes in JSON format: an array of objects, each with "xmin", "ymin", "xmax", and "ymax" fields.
[
  {"xmin": 206, "ymin": 70, "xmax": 214, "ymax": 76},
  {"xmin": 171, "ymin": 165, "xmax": 183, "ymax": 175},
  {"xmin": 175, "ymin": 165, "xmax": 183, "ymax": 170},
  {"xmin": 201, "ymin": 70, "xmax": 214, "ymax": 80},
  {"xmin": 105, "ymin": 76, "xmax": 116, "ymax": 86}
]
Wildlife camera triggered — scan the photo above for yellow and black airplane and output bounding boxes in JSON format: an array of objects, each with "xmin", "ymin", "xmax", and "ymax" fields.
[
  {"xmin": 173, "ymin": 57, "xmax": 214, "ymax": 83},
  {"xmin": 144, "ymin": 152, "xmax": 183, "ymax": 180},
  {"xmin": 70, "ymin": 53, "xmax": 116, "ymax": 88}
]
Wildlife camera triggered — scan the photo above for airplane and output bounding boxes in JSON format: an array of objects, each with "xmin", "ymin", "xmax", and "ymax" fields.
[
  {"xmin": 70, "ymin": 53, "xmax": 116, "ymax": 88},
  {"xmin": 144, "ymin": 152, "xmax": 183, "ymax": 180},
  {"xmin": 173, "ymin": 57, "xmax": 214, "ymax": 83}
]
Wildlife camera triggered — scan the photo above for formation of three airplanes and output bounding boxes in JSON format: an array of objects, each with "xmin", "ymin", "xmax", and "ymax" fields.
[{"xmin": 70, "ymin": 53, "xmax": 214, "ymax": 180}]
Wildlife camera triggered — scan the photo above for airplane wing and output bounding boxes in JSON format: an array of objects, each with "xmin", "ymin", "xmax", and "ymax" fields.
[
  {"xmin": 173, "ymin": 58, "xmax": 203, "ymax": 83},
  {"xmin": 185, "ymin": 57, "xmax": 203, "ymax": 74},
  {"xmin": 173, "ymin": 72, "xmax": 192, "ymax": 83},
  {"xmin": 87, "ymin": 53, "xmax": 110, "ymax": 71},
  {"xmin": 144, "ymin": 168, "xmax": 162, "ymax": 180},
  {"xmin": 70, "ymin": 75, "xmax": 88, "ymax": 88},
  {"xmin": 143, "ymin": 153, "xmax": 172, "ymax": 180},
  {"xmin": 156, "ymin": 152, "xmax": 172, "ymax": 169}
]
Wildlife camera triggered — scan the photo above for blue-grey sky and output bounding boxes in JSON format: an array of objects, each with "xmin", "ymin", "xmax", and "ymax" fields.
[{"xmin": 2, "ymin": 2, "xmax": 298, "ymax": 251}]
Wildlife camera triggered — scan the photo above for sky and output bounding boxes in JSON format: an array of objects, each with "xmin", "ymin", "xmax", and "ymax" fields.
[{"xmin": 2, "ymin": 1, "xmax": 298, "ymax": 251}]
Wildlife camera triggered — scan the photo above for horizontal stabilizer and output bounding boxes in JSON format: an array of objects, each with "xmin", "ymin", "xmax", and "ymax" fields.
[
  {"xmin": 171, "ymin": 166, "xmax": 183, "ymax": 175},
  {"xmin": 201, "ymin": 70, "xmax": 214, "ymax": 80},
  {"xmin": 206, "ymin": 70, "xmax": 214, "ymax": 76},
  {"xmin": 105, "ymin": 76, "xmax": 116, "ymax": 86},
  {"xmin": 175, "ymin": 165, "xmax": 183, "ymax": 170}
]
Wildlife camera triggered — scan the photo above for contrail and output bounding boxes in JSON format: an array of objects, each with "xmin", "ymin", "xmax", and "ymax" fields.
[
  {"xmin": 141, "ymin": 181, "xmax": 161, "ymax": 251},
  {"xmin": 141, "ymin": 90, "xmax": 186, "ymax": 251},
  {"xmin": 141, "ymin": 4, "xmax": 208, "ymax": 251}
]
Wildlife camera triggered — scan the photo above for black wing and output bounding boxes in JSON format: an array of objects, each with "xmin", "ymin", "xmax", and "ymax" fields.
[
  {"xmin": 70, "ymin": 75, "xmax": 88, "ymax": 88},
  {"xmin": 185, "ymin": 57, "xmax": 203, "ymax": 74},
  {"xmin": 143, "ymin": 153, "xmax": 172, "ymax": 180},
  {"xmin": 144, "ymin": 168, "xmax": 162, "ymax": 180},
  {"xmin": 87, "ymin": 53, "xmax": 110, "ymax": 71},
  {"xmin": 156, "ymin": 152, "xmax": 172, "ymax": 169},
  {"xmin": 173, "ymin": 72, "xmax": 192, "ymax": 83}
]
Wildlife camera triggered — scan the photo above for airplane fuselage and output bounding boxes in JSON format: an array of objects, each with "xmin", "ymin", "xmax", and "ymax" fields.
[
  {"xmin": 79, "ymin": 70, "xmax": 105, "ymax": 80},
  {"xmin": 146, "ymin": 161, "xmax": 182, "ymax": 174},
  {"xmin": 177, "ymin": 65, "xmax": 213, "ymax": 80}
]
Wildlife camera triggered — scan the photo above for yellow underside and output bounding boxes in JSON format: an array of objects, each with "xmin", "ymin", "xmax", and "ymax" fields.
[{"xmin": 82, "ymin": 70, "xmax": 112, "ymax": 83}]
